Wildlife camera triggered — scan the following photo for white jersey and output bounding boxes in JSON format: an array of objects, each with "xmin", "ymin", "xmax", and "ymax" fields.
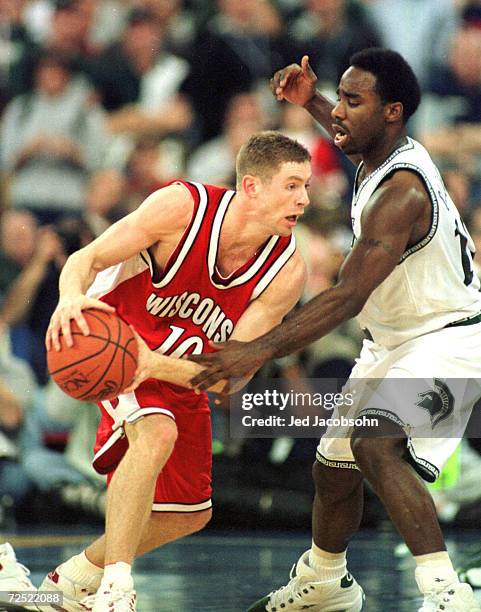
[{"xmin": 353, "ymin": 137, "xmax": 481, "ymax": 347}]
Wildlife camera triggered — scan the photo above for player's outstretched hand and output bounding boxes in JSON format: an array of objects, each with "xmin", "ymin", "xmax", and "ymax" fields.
[
  {"xmin": 270, "ymin": 55, "xmax": 318, "ymax": 106},
  {"xmin": 46, "ymin": 297, "xmax": 115, "ymax": 351},
  {"xmin": 188, "ymin": 340, "xmax": 273, "ymax": 393}
]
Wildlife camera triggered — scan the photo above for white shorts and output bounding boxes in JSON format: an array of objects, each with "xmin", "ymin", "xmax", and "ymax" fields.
[{"xmin": 317, "ymin": 322, "xmax": 481, "ymax": 482}]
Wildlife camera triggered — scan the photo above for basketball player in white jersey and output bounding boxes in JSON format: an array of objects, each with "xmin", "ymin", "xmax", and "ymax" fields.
[{"xmin": 190, "ymin": 49, "xmax": 481, "ymax": 611}]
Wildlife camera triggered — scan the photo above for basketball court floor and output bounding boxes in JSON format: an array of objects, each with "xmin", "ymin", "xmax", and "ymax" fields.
[{"xmin": 1, "ymin": 525, "xmax": 480, "ymax": 611}]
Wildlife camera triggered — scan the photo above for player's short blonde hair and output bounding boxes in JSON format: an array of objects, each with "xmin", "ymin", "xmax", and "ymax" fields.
[{"xmin": 236, "ymin": 131, "xmax": 311, "ymax": 189}]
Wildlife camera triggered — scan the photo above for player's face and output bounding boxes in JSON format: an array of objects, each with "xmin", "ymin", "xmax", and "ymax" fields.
[
  {"xmin": 331, "ymin": 67, "xmax": 387, "ymax": 155},
  {"xmin": 259, "ymin": 161, "xmax": 311, "ymax": 236}
]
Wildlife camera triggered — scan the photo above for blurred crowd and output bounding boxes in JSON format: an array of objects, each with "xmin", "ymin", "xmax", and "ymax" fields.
[{"xmin": 1, "ymin": 0, "xmax": 481, "ymax": 529}]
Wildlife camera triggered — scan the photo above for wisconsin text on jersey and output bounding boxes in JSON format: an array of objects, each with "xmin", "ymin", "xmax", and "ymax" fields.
[{"xmin": 146, "ymin": 291, "xmax": 234, "ymax": 343}]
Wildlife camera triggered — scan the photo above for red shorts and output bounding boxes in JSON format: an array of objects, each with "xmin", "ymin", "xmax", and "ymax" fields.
[{"xmin": 92, "ymin": 379, "xmax": 212, "ymax": 513}]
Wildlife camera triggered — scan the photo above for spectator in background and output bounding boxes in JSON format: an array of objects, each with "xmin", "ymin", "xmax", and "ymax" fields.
[
  {"xmin": 419, "ymin": 18, "xmax": 481, "ymax": 186},
  {"xmin": 0, "ymin": 319, "xmax": 39, "ymax": 519},
  {"xmin": 86, "ymin": 135, "xmax": 188, "ymax": 236},
  {"xmin": 0, "ymin": 209, "xmax": 40, "ymax": 366},
  {"xmin": 365, "ymin": 0, "xmax": 458, "ymax": 89},
  {"xmin": 0, "ymin": 317, "xmax": 106, "ymax": 523},
  {"xmin": 0, "ymin": 215, "xmax": 94, "ymax": 385},
  {"xmin": 0, "ymin": 210, "xmax": 37, "ymax": 300},
  {"xmin": 0, "ymin": 322, "xmax": 106, "ymax": 542},
  {"xmin": 18, "ymin": 0, "xmax": 102, "ymax": 90},
  {"xmin": 44, "ymin": 381, "xmax": 104, "ymax": 489},
  {"xmin": 0, "ymin": 49, "xmax": 109, "ymax": 225},
  {"xmin": 87, "ymin": 6, "xmax": 193, "ymax": 172},
  {"xmin": 123, "ymin": 137, "xmax": 174, "ymax": 212},
  {"xmin": 187, "ymin": 91, "xmax": 270, "ymax": 186},
  {"xmin": 0, "ymin": 223, "xmax": 64, "ymax": 383},
  {"xmin": 44, "ymin": 0, "xmax": 99, "ymax": 60},
  {"xmin": 91, "ymin": 7, "xmax": 192, "ymax": 134},
  {"xmin": 87, "ymin": 0, "xmax": 129, "ymax": 50},
  {"xmin": 0, "ymin": 0, "xmax": 37, "ymax": 111},
  {"xmin": 134, "ymin": 0, "xmax": 198, "ymax": 58},
  {"xmin": 17, "ymin": 0, "xmax": 52, "ymax": 43},
  {"xmin": 183, "ymin": 0, "xmax": 297, "ymax": 143},
  {"xmin": 428, "ymin": 17, "xmax": 481, "ymax": 125},
  {"xmin": 20, "ymin": 378, "xmax": 106, "ymax": 521},
  {"xmin": 85, "ymin": 169, "xmax": 127, "ymax": 236},
  {"xmin": 22, "ymin": 0, "xmax": 125, "ymax": 51},
  {"xmin": 289, "ymin": 0, "xmax": 381, "ymax": 91}
]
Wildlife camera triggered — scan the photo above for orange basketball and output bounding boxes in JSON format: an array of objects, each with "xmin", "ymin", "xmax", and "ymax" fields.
[{"xmin": 47, "ymin": 309, "xmax": 139, "ymax": 402}]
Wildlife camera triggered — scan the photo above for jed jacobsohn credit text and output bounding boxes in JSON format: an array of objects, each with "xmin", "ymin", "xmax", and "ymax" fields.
[
  {"xmin": 241, "ymin": 389, "xmax": 354, "ymax": 411},
  {"xmin": 236, "ymin": 389, "xmax": 379, "ymax": 431}
]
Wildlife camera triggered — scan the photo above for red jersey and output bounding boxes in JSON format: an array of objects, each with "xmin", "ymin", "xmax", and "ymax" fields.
[
  {"xmin": 88, "ymin": 180, "xmax": 295, "ymax": 373},
  {"xmin": 88, "ymin": 181, "xmax": 295, "ymax": 492}
]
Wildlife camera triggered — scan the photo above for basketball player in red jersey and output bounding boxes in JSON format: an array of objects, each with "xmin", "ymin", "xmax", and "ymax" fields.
[{"xmin": 18, "ymin": 131, "xmax": 309, "ymax": 611}]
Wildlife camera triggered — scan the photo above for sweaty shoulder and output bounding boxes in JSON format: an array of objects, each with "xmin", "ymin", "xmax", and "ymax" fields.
[
  {"xmin": 132, "ymin": 182, "xmax": 196, "ymax": 242},
  {"xmin": 259, "ymin": 249, "xmax": 306, "ymax": 310},
  {"xmin": 362, "ymin": 169, "xmax": 432, "ymax": 249},
  {"xmin": 367, "ymin": 168, "xmax": 430, "ymax": 220},
  {"xmin": 280, "ymin": 248, "xmax": 307, "ymax": 285},
  {"xmin": 379, "ymin": 168, "xmax": 431, "ymax": 207}
]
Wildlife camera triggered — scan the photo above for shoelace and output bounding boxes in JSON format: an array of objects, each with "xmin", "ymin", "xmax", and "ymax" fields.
[
  {"xmin": 268, "ymin": 564, "xmax": 316, "ymax": 609},
  {"xmin": 82, "ymin": 588, "xmax": 136, "ymax": 611},
  {"xmin": 4, "ymin": 560, "xmax": 35, "ymax": 588},
  {"xmin": 422, "ymin": 588, "xmax": 456, "ymax": 611}
]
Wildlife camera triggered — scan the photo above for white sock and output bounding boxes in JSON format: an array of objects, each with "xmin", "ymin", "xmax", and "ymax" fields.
[
  {"xmin": 59, "ymin": 552, "xmax": 103, "ymax": 586},
  {"xmin": 308, "ymin": 541, "xmax": 347, "ymax": 583},
  {"xmin": 414, "ymin": 551, "xmax": 459, "ymax": 594},
  {"xmin": 101, "ymin": 562, "xmax": 134, "ymax": 591}
]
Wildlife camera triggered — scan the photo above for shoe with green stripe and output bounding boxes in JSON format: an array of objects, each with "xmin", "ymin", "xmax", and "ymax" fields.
[{"xmin": 246, "ymin": 550, "xmax": 364, "ymax": 611}]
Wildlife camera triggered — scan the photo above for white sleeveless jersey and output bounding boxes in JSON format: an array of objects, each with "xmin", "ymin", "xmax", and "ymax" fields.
[{"xmin": 353, "ymin": 137, "xmax": 481, "ymax": 348}]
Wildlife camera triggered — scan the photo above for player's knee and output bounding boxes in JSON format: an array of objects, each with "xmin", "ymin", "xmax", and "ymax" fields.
[
  {"xmin": 155, "ymin": 420, "xmax": 178, "ymax": 448},
  {"xmin": 312, "ymin": 459, "xmax": 362, "ymax": 503},
  {"xmin": 312, "ymin": 460, "xmax": 332, "ymax": 490},
  {"xmin": 350, "ymin": 430, "xmax": 405, "ymax": 477},
  {"xmin": 150, "ymin": 421, "xmax": 178, "ymax": 462},
  {"xmin": 127, "ymin": 415, "xmax": 178, "ymax": 464},
  {"xmin": 350, "ymin": 435, "xmax": 376, "ymax": 465}
]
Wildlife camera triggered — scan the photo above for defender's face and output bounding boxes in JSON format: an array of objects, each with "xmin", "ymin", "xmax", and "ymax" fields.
[
  {"xmin": 331, "ymin": 67, "xmax": 386, "ymax": 155},
  {"xmin": 259, "ymin": 161, "xmax": 311, "ymax": 236}
]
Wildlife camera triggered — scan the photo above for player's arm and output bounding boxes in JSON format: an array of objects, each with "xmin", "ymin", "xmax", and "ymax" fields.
[
  {"xmin": 190, "ymin": 171, "xmax": 427, "ymax": 391},
  {"xmin": 125, "ymin": 250, "xmax": 306, "ymax": 394},
  {"xmin": 47, "ymin": 183, "xmax": 194, "ymax": 350},
  {"xmin": 230, "ymin": 249, "xmax": 307, "ymax": 341},
  {"xmin": 123, "ymin": 329, "xmax": 227, "ymax": 394},
  {"xmin": 271, "ymin": 55, "xmax": 361, "ymax": 165}
]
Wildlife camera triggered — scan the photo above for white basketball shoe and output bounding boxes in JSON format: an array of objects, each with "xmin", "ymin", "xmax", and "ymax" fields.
[
  {"xmin": 82, "ymin": 583, "xmax": 136, "ymax": 612},
  {"xmin": 39, "ymin": 561, "xmax": 102, "ymax": 611},
  {"xmin": 418, "ymin": 582, "xmax": 481, "ymax": 611},
  {"xmin": 0, "ymin": 542, "xmax": 38, "ymax": 611},
  {"xmin": 246, "ymin": 550, "xmax": 365, "ymax": 611}
]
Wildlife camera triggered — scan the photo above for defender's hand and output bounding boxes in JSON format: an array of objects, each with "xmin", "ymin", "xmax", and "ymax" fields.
[
  {"xmin": 270, "ymin": 55, "xmax": 318, "ymax": 106},
  {"xmin": 46, "ymin": 297, "xmax": 115, "ymax": 351},
  {"xmin": 188, "ymin": 340, "xmax": 273, "ymax": 393}
]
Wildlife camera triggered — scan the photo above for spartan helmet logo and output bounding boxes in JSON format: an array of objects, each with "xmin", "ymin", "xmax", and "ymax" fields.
[{"xmin": 415, "ymin": 379, "xmax": 454, "ymax": 429}]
